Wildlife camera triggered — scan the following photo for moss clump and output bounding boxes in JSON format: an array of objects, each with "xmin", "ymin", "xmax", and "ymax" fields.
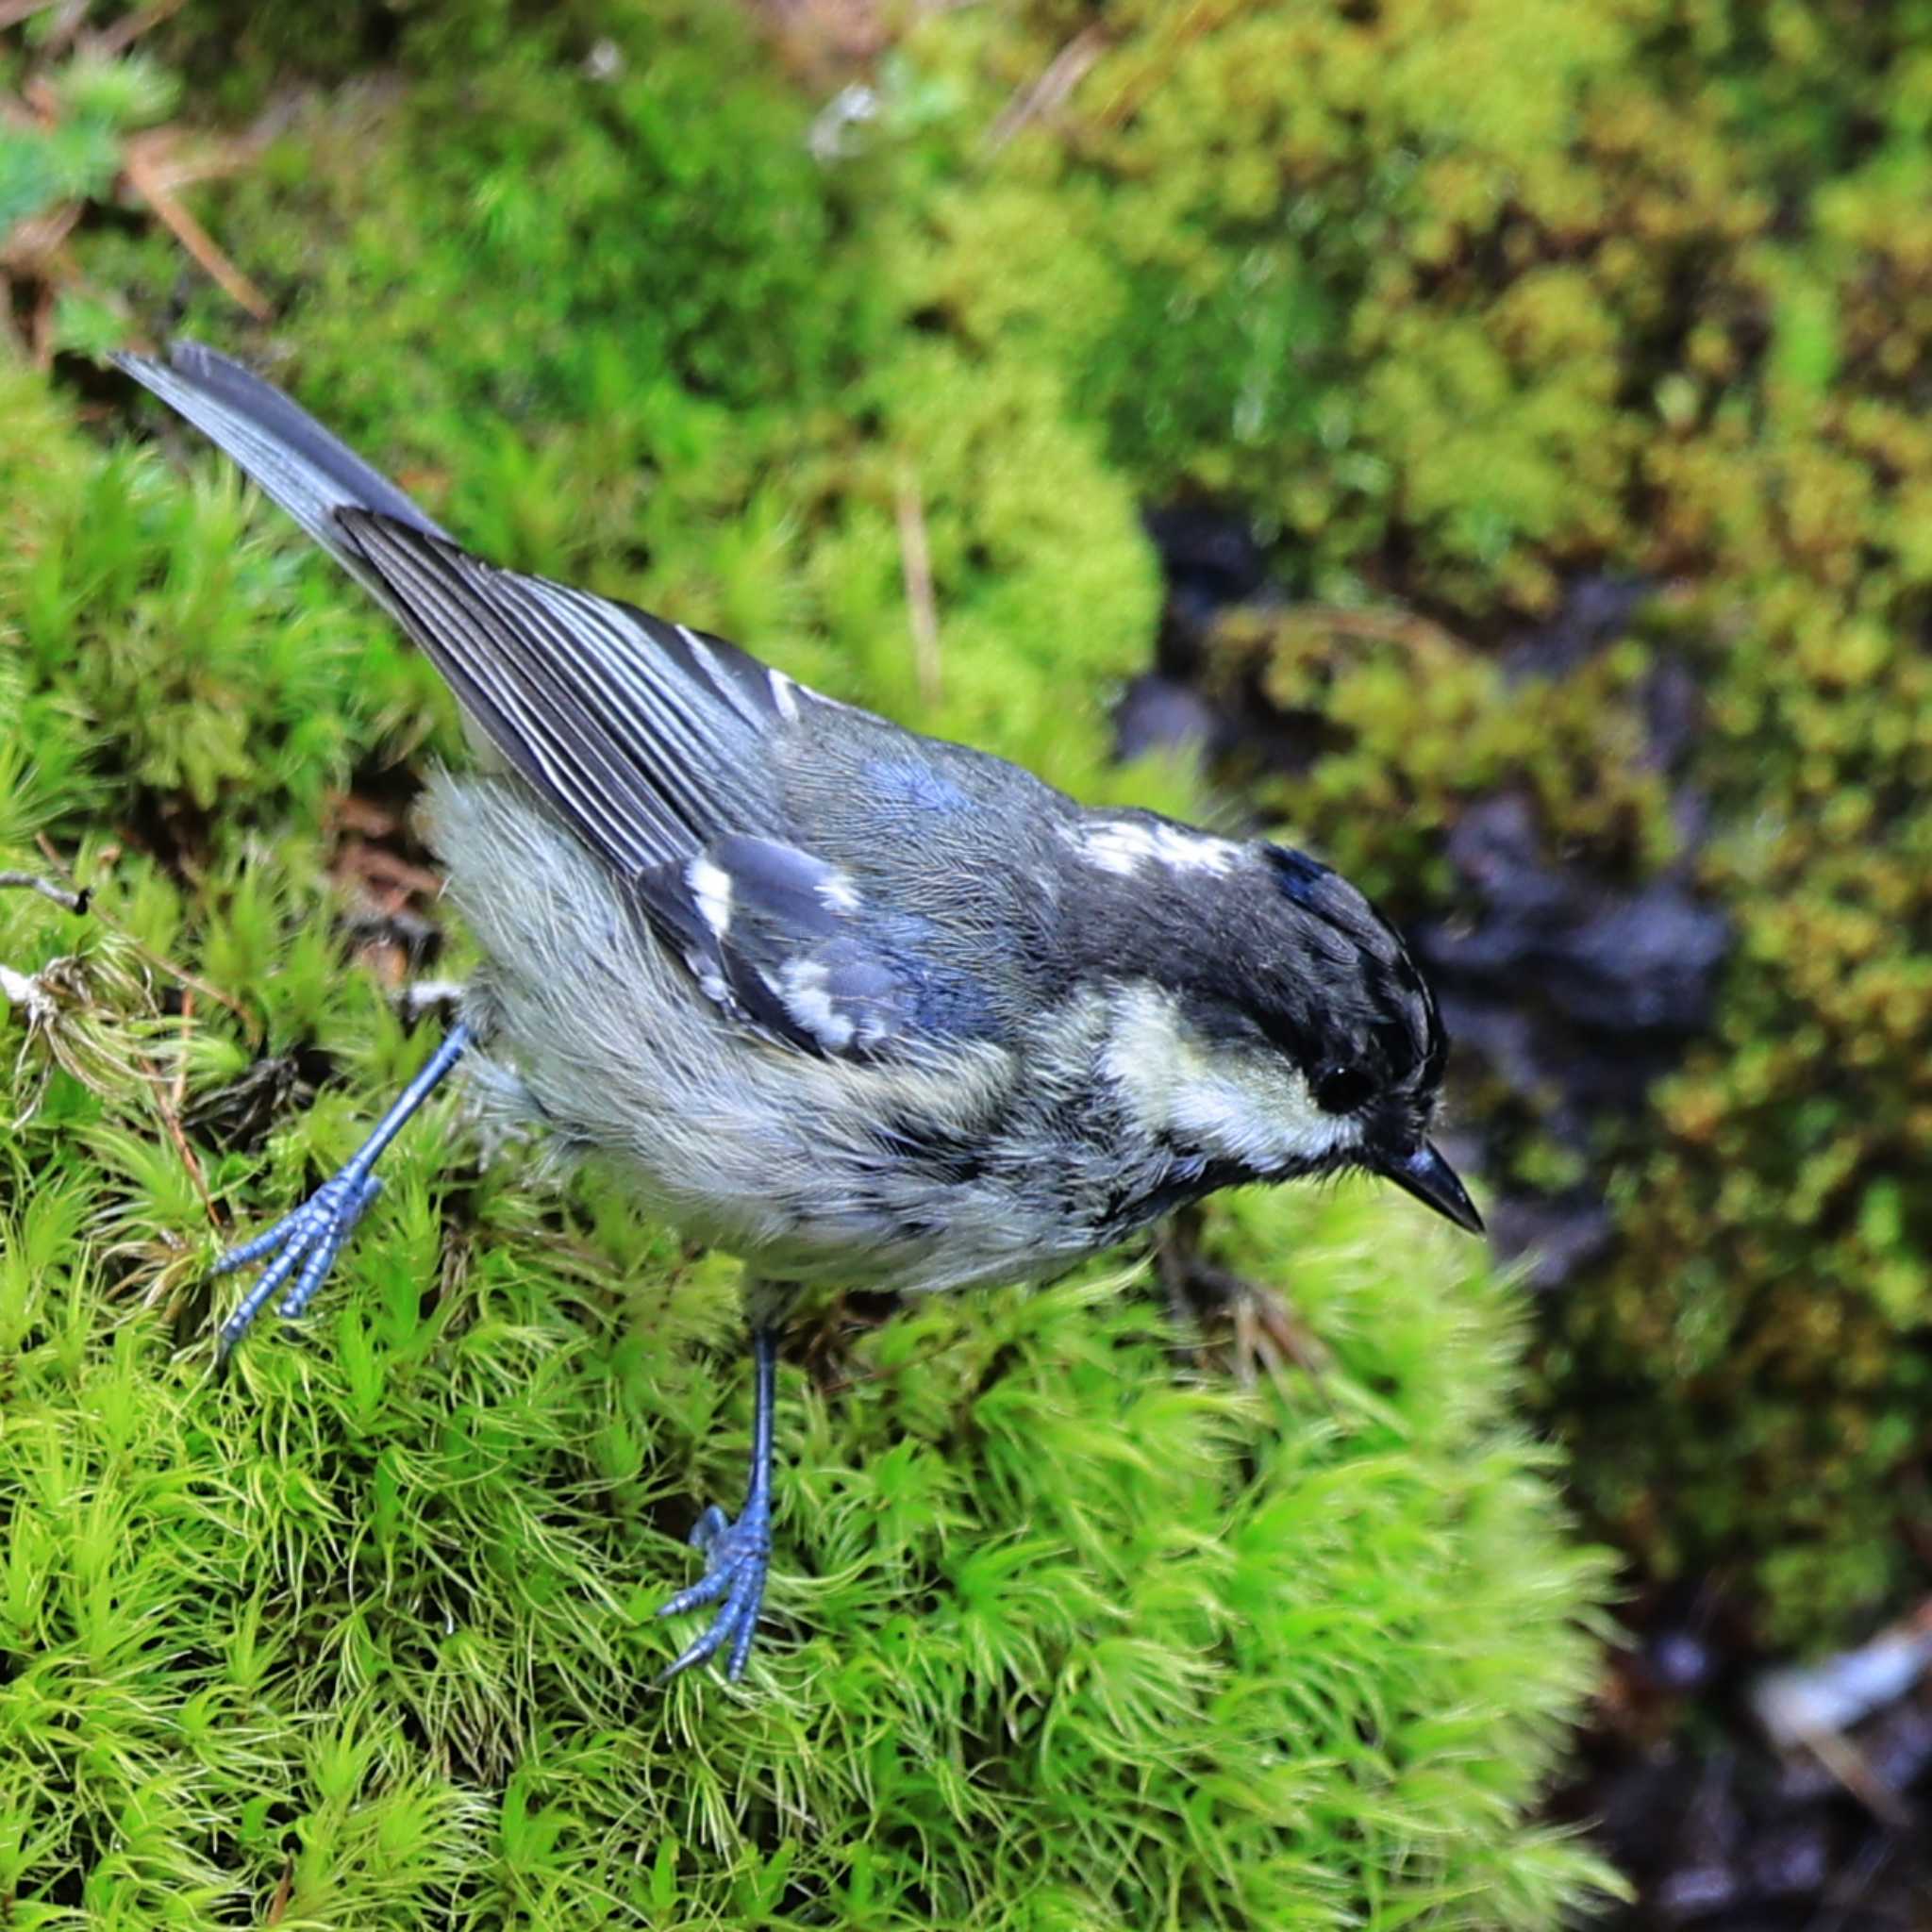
[
  {"xmin": 0, "ymin": 0, "xmax": 1617, "ymax": 1921},
  {"xmin": 865, "ymin": 0, "xmax": 1656, "ymax": 613},
  {"xmin": 0, "ymin": 1116, "xmax": 1613, "ymax": 1924}
]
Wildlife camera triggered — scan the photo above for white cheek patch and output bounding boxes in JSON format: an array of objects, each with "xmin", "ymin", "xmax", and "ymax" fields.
[
  {"xmin": 687, "ymin": 856, "xmax": 734, "ymax": 939},
  {"xmin": 1068, "ymin": 818, "xmax": 1242, "ymax": 878},
  {"xmin": 1101, "ymin": 983, "xmax": 1361, "ymax": 1172}
]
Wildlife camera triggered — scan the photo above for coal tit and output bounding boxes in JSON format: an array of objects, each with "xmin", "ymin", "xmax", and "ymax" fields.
[{"xmin": 113, "ymin": 341, "xmax": 1481, "ymax": 1683}]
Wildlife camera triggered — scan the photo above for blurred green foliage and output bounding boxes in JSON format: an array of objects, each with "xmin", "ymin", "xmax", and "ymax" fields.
[
  {"xmin": 0, "ymin": 42, "xmax": 177, "ymax": 235},
  {"xmin": 0, "ymin": 0, "xmax": 1621, "ymax": 1922}
]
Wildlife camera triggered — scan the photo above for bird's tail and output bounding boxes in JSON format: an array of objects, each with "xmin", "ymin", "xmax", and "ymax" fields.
[{"xmin": 110, "ymin": 340, "xmax": 452, "ymax": 600}]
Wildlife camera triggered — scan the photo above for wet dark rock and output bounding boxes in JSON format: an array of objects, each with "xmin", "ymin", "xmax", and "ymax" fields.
[
  {"xmin": 1561, "ymin": 1603, "xmax": 1932, "ymax": 1930},
  {"xmin": 1409, "ymin": 789, "xmax": 1729, "ymax": 1284},
  {"xmin": 1657, "ymin": 1859, "xmax": 1742, "ymax": 1923},
  {"xmin": 1648, "ymin": 1627, "xmax": 1720, "ymax": 1696},
  {"xmin": 1129, "ymin": 504, "xmax": 1285, "ymax": 769},
  {"xmin": 1643, "ymin": 657, "xmax": 1705, "ymax": 774},
  {"xmin": 1484, "ymin": 1192, "xmax": 1617, "ymax": 1290},
  {"xmin": 1864, "ymin": 1692, "xmax": 1932, "ymax": 1792},
  {"xmin": 1142, "ymin": 503, "xmax": 1268, "ymax": 652},
  {"xmin": 1424, "ymin": 794, "xmax": 1729, "ymax": 1038},
  {"xmin": 1535, "ymin": 885, "xmax": 1729, "ymax": 1035},
  {"xmin": 1746, "ymin": 1814, "xmax": 1832, "ymax": 1900},
  {"xmin": 1770, "ymin": 1745, "xmax": 1840, "ymax": 1807},
  {"xmin": 1677, "ymin": 1753, "xmax": 1745, "ymax": 1860},
  {"xmin": 1441, "ymin": 792, "xmax": 1577, "ymax": 921},
  {"xmin": 1505, "ymin": 574, "xmax": 1703, "ymax": 778},
  {"xmin": 1433, "ymin": 994, "xmax": 1548, "ymax": 1098},
  {"xmin": 1670, "ymin": 783, "xmax": 1713, "ymax": 857},
  {"xmin": 1405, "ymin": 791, "xmax": 1727, "ymax": 1283}
]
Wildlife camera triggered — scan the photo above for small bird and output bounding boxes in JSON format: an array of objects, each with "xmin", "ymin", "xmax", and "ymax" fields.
[{"xmin": 114, "ymin": 341, "xmax": 1482, "ymax": 1683}]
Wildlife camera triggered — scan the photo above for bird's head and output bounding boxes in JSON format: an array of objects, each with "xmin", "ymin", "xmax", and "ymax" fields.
[{"xmin": 1075, "ymin": 819, "xmax": 1481, "ymax": 1233}]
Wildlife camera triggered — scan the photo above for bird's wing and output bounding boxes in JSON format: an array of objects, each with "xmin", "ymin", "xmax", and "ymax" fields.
[
  {"xmin": 113, "ymin": 340, "xmax": 810, "ymax": 873},
  {"xmin": 333, "ymin": 508, "xmax": 801, "ymax": 873},
  {"xmin": 632, "ymin": 832, "xmax": 998, "ymax": 1061},
  {"xmin": 115, "ymin": 341, "xmax": 998, "ymax": 1062},
  {"xmin": 327, "ymin": 515, "xmax": 993, "ymax": 1064}
]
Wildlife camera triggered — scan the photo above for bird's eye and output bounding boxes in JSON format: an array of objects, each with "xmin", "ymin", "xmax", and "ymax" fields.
[{"xmin": 1312, "ymin": 1064, "xmax": 1374, "ymax": 1114}]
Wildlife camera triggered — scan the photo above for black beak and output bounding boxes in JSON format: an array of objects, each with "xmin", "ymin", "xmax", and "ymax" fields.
[{"xmin": 1377, "ymin": 1141, "xmax": 1485, "ymax": 1235}]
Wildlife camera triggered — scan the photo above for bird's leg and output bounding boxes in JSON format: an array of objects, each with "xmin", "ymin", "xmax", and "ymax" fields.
[
  {"xmin": 658, "ymin": 1324, "xmax": 779, "ymax": 1683},
  {"xmin": 210, "ymin": 1021, "xmax": 474, "ymax": 1361}
]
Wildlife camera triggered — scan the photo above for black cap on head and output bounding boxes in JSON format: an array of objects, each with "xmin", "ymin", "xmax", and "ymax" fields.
[{"xmin": 1256, "ymin": 844, "xmax": 1482, "ymax": 1233}]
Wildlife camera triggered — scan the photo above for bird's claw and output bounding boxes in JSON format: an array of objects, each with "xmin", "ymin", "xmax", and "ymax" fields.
[
  {"xmin": 657, "ymin": 1493, "xmax": 773, "ymax": 1684},
  {"xmin": 211, "ymin": 1167, "xmax": 383, "ymax": 1360}
]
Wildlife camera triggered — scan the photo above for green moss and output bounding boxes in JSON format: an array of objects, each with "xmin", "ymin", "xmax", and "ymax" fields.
[
  {"xmin": 0, "ymin": 0, "xmax": 1618, "ymax": 1920},
  {"xmin": 862, "ymin": 0, "xmax": 1657, "ymax": 613},
  {"xmin": 0, "ymin": 1133, "xmax": 1616, "ymax": 1925}
]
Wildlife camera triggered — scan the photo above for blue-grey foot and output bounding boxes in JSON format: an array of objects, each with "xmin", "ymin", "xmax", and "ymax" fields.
[
  {"xmin": 211, "ymin": 1169, "xmax": 384, "ymax": 1359},
  {"xmin": 658, "ymin": 1325, "xmax": 779, "ymax": 1683},
  {"xmin": 208, "ymin": 1022, "xmax": 472, "ymax": 1362}
]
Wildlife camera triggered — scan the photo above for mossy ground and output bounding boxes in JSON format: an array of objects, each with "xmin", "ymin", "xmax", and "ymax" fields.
[{"xmin": 0, "ymin": 2, "xmax": 1625, "ymax": 1924}]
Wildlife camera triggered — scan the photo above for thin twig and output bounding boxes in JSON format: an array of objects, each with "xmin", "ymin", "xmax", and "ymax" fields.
[
  {"xmin": 983, "ymin": 22, "xmax": 1108, "ymax": 155},
  {"xmin": 812, "ymin": 1325, "xmax": 976, "ymax": 1404},
  {"xmin": 120, "ymin": 134, "xmax": 271, "ymax": 319},
  {"xmin": 0, "ymin": 870, "xmax": 90, "ymax": 914},
  {"xmin": 0, "ymin": 195, "xmax": 82, "ymax": 274},
  {"xmin": 123, "ymin": 119, "xmax": 281, "ymax": 194},
  {"xmin": 1091, "ymin": 0, "xmax": 1224, "ymax": 131},
  {"xmin": 125, "ymin": 937, "xmax": 252, "ymax": 1033},
  {"xmin": 894, "ymin": 463, "xmax": 941, "ymax": 708},
  {"xmin": 170, "ymin": 987, "xmax": 192, "ymax": 1112},
  {"xmin": 1270, "ymin": 604, "xmax": 1474, "ymax": 669},
  {"xmin": 0, "ymin": 0, "xmax": 64, "ymax": 32},
  {"xmin": 1800, "ymin": 1726, "xmax": 1915, "ymax": 1832},
  {"xmin": 263, "ymin": 1856, "xmax": 294, "ymax": 1926},
  {"xmin": 151, "ymin": 1068, "xmax": 213, "ymax": 1220}
]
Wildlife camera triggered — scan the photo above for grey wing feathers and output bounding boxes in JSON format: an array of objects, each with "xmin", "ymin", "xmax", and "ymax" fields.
[
  {"xmin": 113, "ymin": 338, "xmax": 804, "ymax": 880},
  {"xmin": 110, "ymin": 341, "xmax": 452, "ymax": 601},
  {"xmin": 335, "ymin": 510, "xmax": 784, "ymax": 874},
  {"xmin": 636, "ymin": 835, "xmax": 982, "ymax": 1060}
]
